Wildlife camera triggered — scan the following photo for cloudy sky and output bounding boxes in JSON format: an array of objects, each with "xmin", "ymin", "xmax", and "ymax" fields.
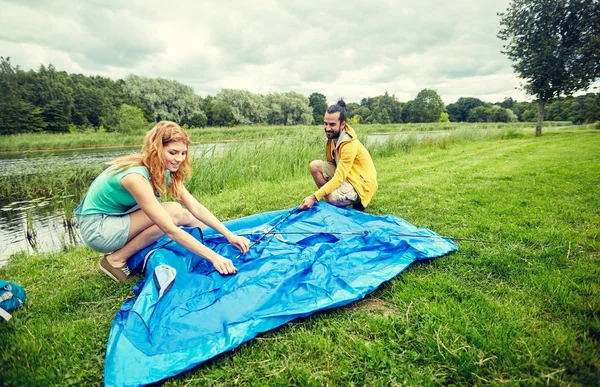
[{"xmin": 1, "ymin": 0, "xmax": 534, "ymax": 105}]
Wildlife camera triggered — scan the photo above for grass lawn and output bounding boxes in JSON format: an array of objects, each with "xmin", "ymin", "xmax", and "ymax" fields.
[{"xmin": 1, "ymin": 128, "xmax": 598, "ymax": 386}]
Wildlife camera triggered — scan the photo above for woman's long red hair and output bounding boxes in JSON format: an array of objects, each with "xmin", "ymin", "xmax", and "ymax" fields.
[{"xmin": 108, "ymin": 121, "xmax": 192, "ymax": 199}]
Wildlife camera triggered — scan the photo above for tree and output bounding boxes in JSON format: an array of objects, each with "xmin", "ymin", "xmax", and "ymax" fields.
[
  {"xmin": 498, "ymin": 0, "xmax": 600, "ymax": 136},
  {"xmin": 394, "ymin": 101, "xmax": 409, "ymax": 123},
  {"xmin": 34, "ymin": 64, "xmax": 74, "ymax": 133},
  {"xmin": 544, "ymin": 98, "xmax": 566, "ymax": 121},
  {"xmin": 351, "ymin": 106, "xmax": 371, "ymax": 122},
  {"xmin": 264, "ymin": 92, "xmax": 313, "ymax": 125},
  {"xmin": 357, "ymin": 93, "xmax": 403, "ymax": 123},
  {"xmin": 375, "ymin": 109, "xmax": 391, "ymax": 124},
  {"xmin": 308, "ymin": 92, "xmax": 327, "ymax": 125},
  {"xmin": 376, "ymin": 92, "xmax": 402, "ymax": 123},
  {"xmin": 566, "ymin": 100, "xmax": 584, "ymax": 124},
  {"xmin": 90, "ymin": 75, "xmax": 133, "ymax": 131},
  {"xmin": 467, "ymin": 106, "xmax": 489, "ymax": 122},
  {"xmin": 446, "ymin": 97, "xmax": 486, "ymax": 122},
  {"xmin": 0, "ymin": 99, "xmax": 46, "ymax": 135},
  {"xmin": 510, "ymin": 101, "xmax": 533, "ymax": 121},
  {"xmin": 68, "ymin": 73, "xmax": 122, "ymax": 129},
  {"xmin": 490, "ymin": 105, "xmax": 519, "ymax": 122},
  {"xmin": 522, "ymin": 102, "xmax": 539, "ymax": 122},
  {"xmin": 499, "ymin": 97, "xmax": 516, "ymax": 109},
  {"xmin": 0, "ymin": 57, "xmax": 46, "ymax": 134},
  {"xmin": 347, "ymin": 115, "xmax": 361, "ymax": 125},
  {"xmin": 123, "ymin": 75, "xmax": 205, "ymax": 123},
  {"xmin": 42, "ymin": 99, "xmax": 71, "ymax": 132},
  {"xmin": 345, "ymin": 102, "xmax": 361, "ymax": 119},
  {"xmin": 438, "ymin": 111, "xmax": 450, "ymax": 122},
  {"xmin": 215, "ymin": 89, "xmax": 267, "ymax": 125},
  {"xmin": 182, "ymin": 112, "xmax": 208, "ymax": 128},
  {"xmin": 408, "ymin": 89, "xmax": 445, "ymax": 123},
  {"xmin": 206, "ymin": 100, "xmax": 236, "ymax": 127},
  {"xmin": 583, "ymin": 93, "xmax": 600, "ymax": 123},
  {"xmin": 116, "ymin": 104, "xmax": 149, "ymax": 133}
]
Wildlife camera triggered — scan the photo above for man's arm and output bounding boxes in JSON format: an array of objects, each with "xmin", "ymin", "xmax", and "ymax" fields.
[{"xmin": 314, "ymin": 141, "xmax": 358, "ymax": 200}]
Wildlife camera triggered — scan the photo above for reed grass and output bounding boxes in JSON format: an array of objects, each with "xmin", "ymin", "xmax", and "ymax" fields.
[
  {"xmin": 0, "ymin": 122, "xmax": 573, "ymax": 152},
  {"xmin": 0, "ymin": 167, "xmax": 101, "ymax": 201},
  {"xmin": 24, "ymin": 209, "xmax": 37, "ymax": 250},
  {"xmin": 187, "ymin": 125, "xmax": 557, "ymax": 197},
  {"xmin": 0, "ymin": 123, "xmax": 574, "ymax": 203}
]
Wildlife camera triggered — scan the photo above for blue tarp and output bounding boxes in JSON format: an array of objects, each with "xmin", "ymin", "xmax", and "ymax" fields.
[{"xmin": 104, "ymin": 203, "xmax": 458, "ymax": 386}]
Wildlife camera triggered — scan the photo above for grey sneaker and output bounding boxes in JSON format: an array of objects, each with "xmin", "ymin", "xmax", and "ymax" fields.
[{"xmin": 99, "ymin": 255, "xmax": 131, "ymax": 282}]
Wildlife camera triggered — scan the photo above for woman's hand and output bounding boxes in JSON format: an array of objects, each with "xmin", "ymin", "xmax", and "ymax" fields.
[
  {"xmin": 227, "ymin": 235, "xmax": 251, "ymax": 254},
  {"xmin": 211, "ymin": 255, "xmax": 237, "ymax": 275}
]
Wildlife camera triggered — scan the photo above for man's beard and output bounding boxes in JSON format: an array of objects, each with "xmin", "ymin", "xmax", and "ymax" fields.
[{"xmin": 326, "ymin": 129, "xmax": 340, "ymax": 139}]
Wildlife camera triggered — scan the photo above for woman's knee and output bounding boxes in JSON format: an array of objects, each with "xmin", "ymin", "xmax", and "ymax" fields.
[
  {"xmin": 179, "ymin": 209, "xmax": 195, "ymax": 226},
  {"xmin": 162, "ymin": 202, "xmax": 185, "ymax": 224}
]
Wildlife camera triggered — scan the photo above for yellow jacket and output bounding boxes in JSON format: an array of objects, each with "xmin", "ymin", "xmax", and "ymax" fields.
[{"xmin": 314, "ymin": 125, "xmax": 378, "ymax": 207}]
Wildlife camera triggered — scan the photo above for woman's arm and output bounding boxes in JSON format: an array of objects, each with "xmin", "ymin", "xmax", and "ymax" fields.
[
  {"xmin": 180, "ymin": 187, "xmax": 250, "ymax": 254},
  {"xmin": 122, "ymin": 174, "xmax": 237, "ymax": 274}
]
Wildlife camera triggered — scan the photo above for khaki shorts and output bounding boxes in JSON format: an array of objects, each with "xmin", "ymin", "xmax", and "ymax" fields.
[
  {"xmin": 77, "ymin": 212, "xmax": 131, "ymax": 253},
  {"xmin": 75, "ymin": 204, "xmax": 140, "ymax": 253},
  {"xmin": 321, "ymin": 161, "xmax": 359, "ymax": 205}
]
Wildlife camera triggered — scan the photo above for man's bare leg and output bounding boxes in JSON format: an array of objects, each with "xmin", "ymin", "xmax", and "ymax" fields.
[
  {"xmin": 324, "ymin": 194, "xmax": 354, "ymax": 208},
  {"xmin": 309, "ymin": 160, "xmax": 328, "ymax": 188}
]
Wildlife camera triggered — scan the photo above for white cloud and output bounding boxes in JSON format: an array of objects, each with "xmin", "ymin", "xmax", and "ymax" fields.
[{"xmin": 0, "ymin": 0, "xmax": 532, "ymax": 104}]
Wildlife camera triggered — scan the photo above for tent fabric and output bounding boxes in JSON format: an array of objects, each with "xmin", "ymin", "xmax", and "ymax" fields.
[{"xmin": 104, "ymin": 203, "xmax": 458, "ymax": 386}]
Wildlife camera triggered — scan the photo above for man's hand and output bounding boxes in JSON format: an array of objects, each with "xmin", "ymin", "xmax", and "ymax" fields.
[
  {"xmin": 299, "ymin": 194, "xmax": 317, "ymax": 210},
  {"xmin": 211, "ymin": 255, "xmax": 238, "ymax": 275},
  {"xmin": 228, "ymin": 235, "xmax": 250, "ymax": 254}
]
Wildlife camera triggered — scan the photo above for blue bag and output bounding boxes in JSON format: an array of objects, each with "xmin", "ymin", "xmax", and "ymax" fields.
[{"xmin": 0, "ymin": 279, "xmax": 26, "ymax": 321}]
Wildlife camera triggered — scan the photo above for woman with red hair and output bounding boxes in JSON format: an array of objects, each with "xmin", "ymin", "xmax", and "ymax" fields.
[{"xmin": 75, "ymin": 121, "xmax": 249, "ymax": 281}]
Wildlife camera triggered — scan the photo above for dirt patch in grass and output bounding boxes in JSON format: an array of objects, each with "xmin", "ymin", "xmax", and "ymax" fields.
[{"xmin": 351, "ymin": 298, "xmax": 399, "ymax": 317}]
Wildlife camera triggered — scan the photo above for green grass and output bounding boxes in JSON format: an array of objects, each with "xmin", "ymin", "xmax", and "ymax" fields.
[
  {"xmin": 0, "ymin": 121, "xmax": 573, "ymax": 152},
  {"xmin": 1, "ymin": 128, "xmax": 599, "ymax": 386},
  {"xmin": 0, "ymin": 167, "xmax": 102, "ymax": 201},
  {"xmin": 1, "ymin": 122, "xmax": 558, "ymax": 201}
]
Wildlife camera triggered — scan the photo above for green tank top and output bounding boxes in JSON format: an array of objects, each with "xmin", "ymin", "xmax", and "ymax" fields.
[{"xmin": 79, "ymin": 165, "xmax": 170, "ymax": 215}]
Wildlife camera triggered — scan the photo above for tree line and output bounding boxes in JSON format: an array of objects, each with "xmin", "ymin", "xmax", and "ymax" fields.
[
  {"xmin": 0, "ymin": 57, "xmax": 312, "ymax": 135},
  {"xmin": 341, "ymin": 91, "xmax": 599, "ymax": 125},
  {"xmin": 1, "ymin": 57, "xmax": 599, "ymax": 136},
  {"xmin": 497, "ymin": 0, "xmax": 599, "ymax": 136}
]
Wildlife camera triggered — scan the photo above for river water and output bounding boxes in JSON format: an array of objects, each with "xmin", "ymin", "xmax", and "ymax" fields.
[
  {"xmin": 0, "ymin": 132, "xmax": 448, "ymax": 267},
  {"xmin": 0, "ymin": 142, "xmax": 229, "ymax": 267}
]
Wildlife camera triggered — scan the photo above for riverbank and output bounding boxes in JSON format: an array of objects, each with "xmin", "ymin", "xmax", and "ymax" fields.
[
  {"xmin": 0, "ymin": 126, "xmax": 520, "ymax": 262},
  {"xmin": 1, "ymin": 128, "xmax": 599, "ymax": 386},
  {"xmin": 0, "ymin": 121, "xmax": 572, "ymax": 152}
]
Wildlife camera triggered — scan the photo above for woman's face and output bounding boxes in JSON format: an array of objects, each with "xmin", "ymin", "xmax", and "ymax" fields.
[{"xmin": 163, "ymin": 141, "xmax": 188, "ymax": 173}]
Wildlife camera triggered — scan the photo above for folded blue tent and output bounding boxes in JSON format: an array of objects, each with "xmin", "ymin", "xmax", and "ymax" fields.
[{"xmin": 104, "ymin": 203, "xmax": 458, "ymax": 386}]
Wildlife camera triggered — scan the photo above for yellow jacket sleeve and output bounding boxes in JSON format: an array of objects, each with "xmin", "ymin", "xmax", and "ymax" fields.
[{"xmin": 314, "ymin": 141, "xmax": 358, "ymax": 200}]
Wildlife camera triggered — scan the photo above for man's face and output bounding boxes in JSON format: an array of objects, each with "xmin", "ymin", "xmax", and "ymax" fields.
[{"xmin": 323, "ymin": 112, "xmax": 345, "ymax": 140}]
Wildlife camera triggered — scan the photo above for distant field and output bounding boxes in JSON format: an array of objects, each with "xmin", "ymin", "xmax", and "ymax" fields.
[
  {"xmin": 0, "ymin": 121, "xmax": 572, "ymax": 152},
  {"xmin": 0, "ymin": 122, "xmax": 577, "ymax": 201}
]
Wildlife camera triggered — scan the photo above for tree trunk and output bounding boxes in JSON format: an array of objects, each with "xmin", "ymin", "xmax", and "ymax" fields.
[{"xmin": 536, "ymin": 98, "xmax": 546, "ymax": 137}]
